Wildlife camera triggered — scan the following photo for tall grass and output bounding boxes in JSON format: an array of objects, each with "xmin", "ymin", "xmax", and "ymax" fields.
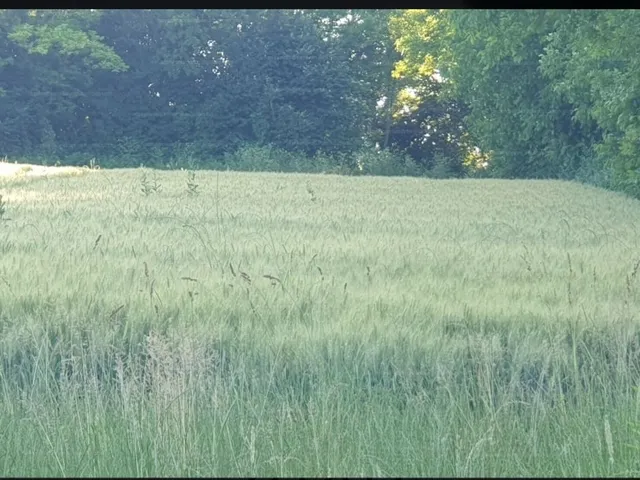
[{"xmin": 0, "ymin": 168, "xmax": 640, "ymax": 476}]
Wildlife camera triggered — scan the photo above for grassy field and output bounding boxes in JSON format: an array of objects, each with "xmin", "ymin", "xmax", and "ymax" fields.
[{"xmin": 1, "ymin": 166, "xmax": 640, "ymax": 476}]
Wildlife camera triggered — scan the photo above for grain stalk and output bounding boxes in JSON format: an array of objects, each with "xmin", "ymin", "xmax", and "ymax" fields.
[
  {"xmin": 87, "ymin": 157, "xmax": 100, "ymax": 170},
  {"xmin": 140, "ymin": 169, "xmax": 162, "ymax": 196},
  {"xmin": 186, "ymin": 170, "xmax": 199, "ymax": 196},
  {"xmin": 624, "ymin": 259, "xmax": 640, "ymax": 310},
  {"xmin": 306, "ymin": 181, "xmax": 317, "ymax": 202},
  {"xmin": 604, "ymin": 415, "xmax": 614, "ymax": 467},
  {"xmin": 566, "ymin": 252, "xmax": 574, "ymax": 307},
  {"xmin": 0, "ymin": 194, "xmax": 7, "ymax": 221}
]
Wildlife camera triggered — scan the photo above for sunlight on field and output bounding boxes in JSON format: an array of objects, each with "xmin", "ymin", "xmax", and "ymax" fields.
[
  {"xmin": 0, "ymin": 161, "xmax": 85, "ymax": 179},
  {"xmin": 1, "ymin": 168, "xmax": 640, "ymax": 476}
]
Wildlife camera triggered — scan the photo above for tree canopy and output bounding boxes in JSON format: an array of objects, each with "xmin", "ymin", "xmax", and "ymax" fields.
[{"xmin": 1, "ymin": 9, "xmax": 639, "ymax": 195}]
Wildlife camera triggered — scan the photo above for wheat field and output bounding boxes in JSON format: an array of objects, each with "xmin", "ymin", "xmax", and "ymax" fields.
[{"xmin": 1, "ymin": 166, "xmax": 640, "ymax": 476}]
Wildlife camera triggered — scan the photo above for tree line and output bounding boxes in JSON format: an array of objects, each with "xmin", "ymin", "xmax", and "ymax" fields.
[{"xmin": 1, "ymin": 10, "xmax": 639, "ymax": 196}]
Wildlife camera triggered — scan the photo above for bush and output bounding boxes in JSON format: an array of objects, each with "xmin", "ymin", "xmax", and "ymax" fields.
[
  {"xmin": 355, "ymin": 149, "xmax": 424, "ymax": 177},
  {"xmin": 222, "ymin": 144, "xmax": 359, "ymax": 175},
  {"xmin": 427, "ymin": 152, "xmax": 466, "ymax": 179},
  {"xmin": 216, "ymin": 145, "xmax": 429, "ymax": 178},
  {"xmin": 223, "ymin": 144, "xmax": 299, "ymax": 172},
  {"xmin": 311, "ymin": 151, "xmax": 352, "ymax": 174},
  {"xmin": 574, "ymin": 150, "xmax": 614, "ymax": 191}
]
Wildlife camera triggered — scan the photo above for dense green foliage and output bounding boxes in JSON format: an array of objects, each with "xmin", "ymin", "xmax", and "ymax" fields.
[
  {"xmin": 2, "ymin": 9, "xmax": 640, "ymax": 194},
  {"xmin": 393, "ymin": 9, "xmax": 640, "ymax": 193},
  {"xmin": 0, "ymin": 9, "xmax": 422, "ymax": 171}
]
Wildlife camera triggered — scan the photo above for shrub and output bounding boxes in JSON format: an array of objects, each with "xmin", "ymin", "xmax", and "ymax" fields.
[
  {"xmin": 355, "ymin": 148, "xmax": 424, "ymax": 177},
  {"xmin": 428, "ymin": 152, "xmax": 465, "ymax": 179}
]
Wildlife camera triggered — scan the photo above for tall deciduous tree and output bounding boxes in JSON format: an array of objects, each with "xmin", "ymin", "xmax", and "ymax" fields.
[
  {"xmin": 540, "ymin": 10, "xmax": 640, "ymax": 192},
  {"xmin": 386, "ymin": 9, "xmax": 470, "ymax": 174},
  {"xmin": 0, "ymin": 9, "xmax": 127, "ymax": 158},
  {"xmin": 440, "ymin": 10, "xmax": 599, "ymax": 179}
]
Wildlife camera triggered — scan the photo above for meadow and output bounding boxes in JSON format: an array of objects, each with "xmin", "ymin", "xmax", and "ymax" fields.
[{"xmin": 1, "ymin": 165, "xmax": 640, "ymax": 476}]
